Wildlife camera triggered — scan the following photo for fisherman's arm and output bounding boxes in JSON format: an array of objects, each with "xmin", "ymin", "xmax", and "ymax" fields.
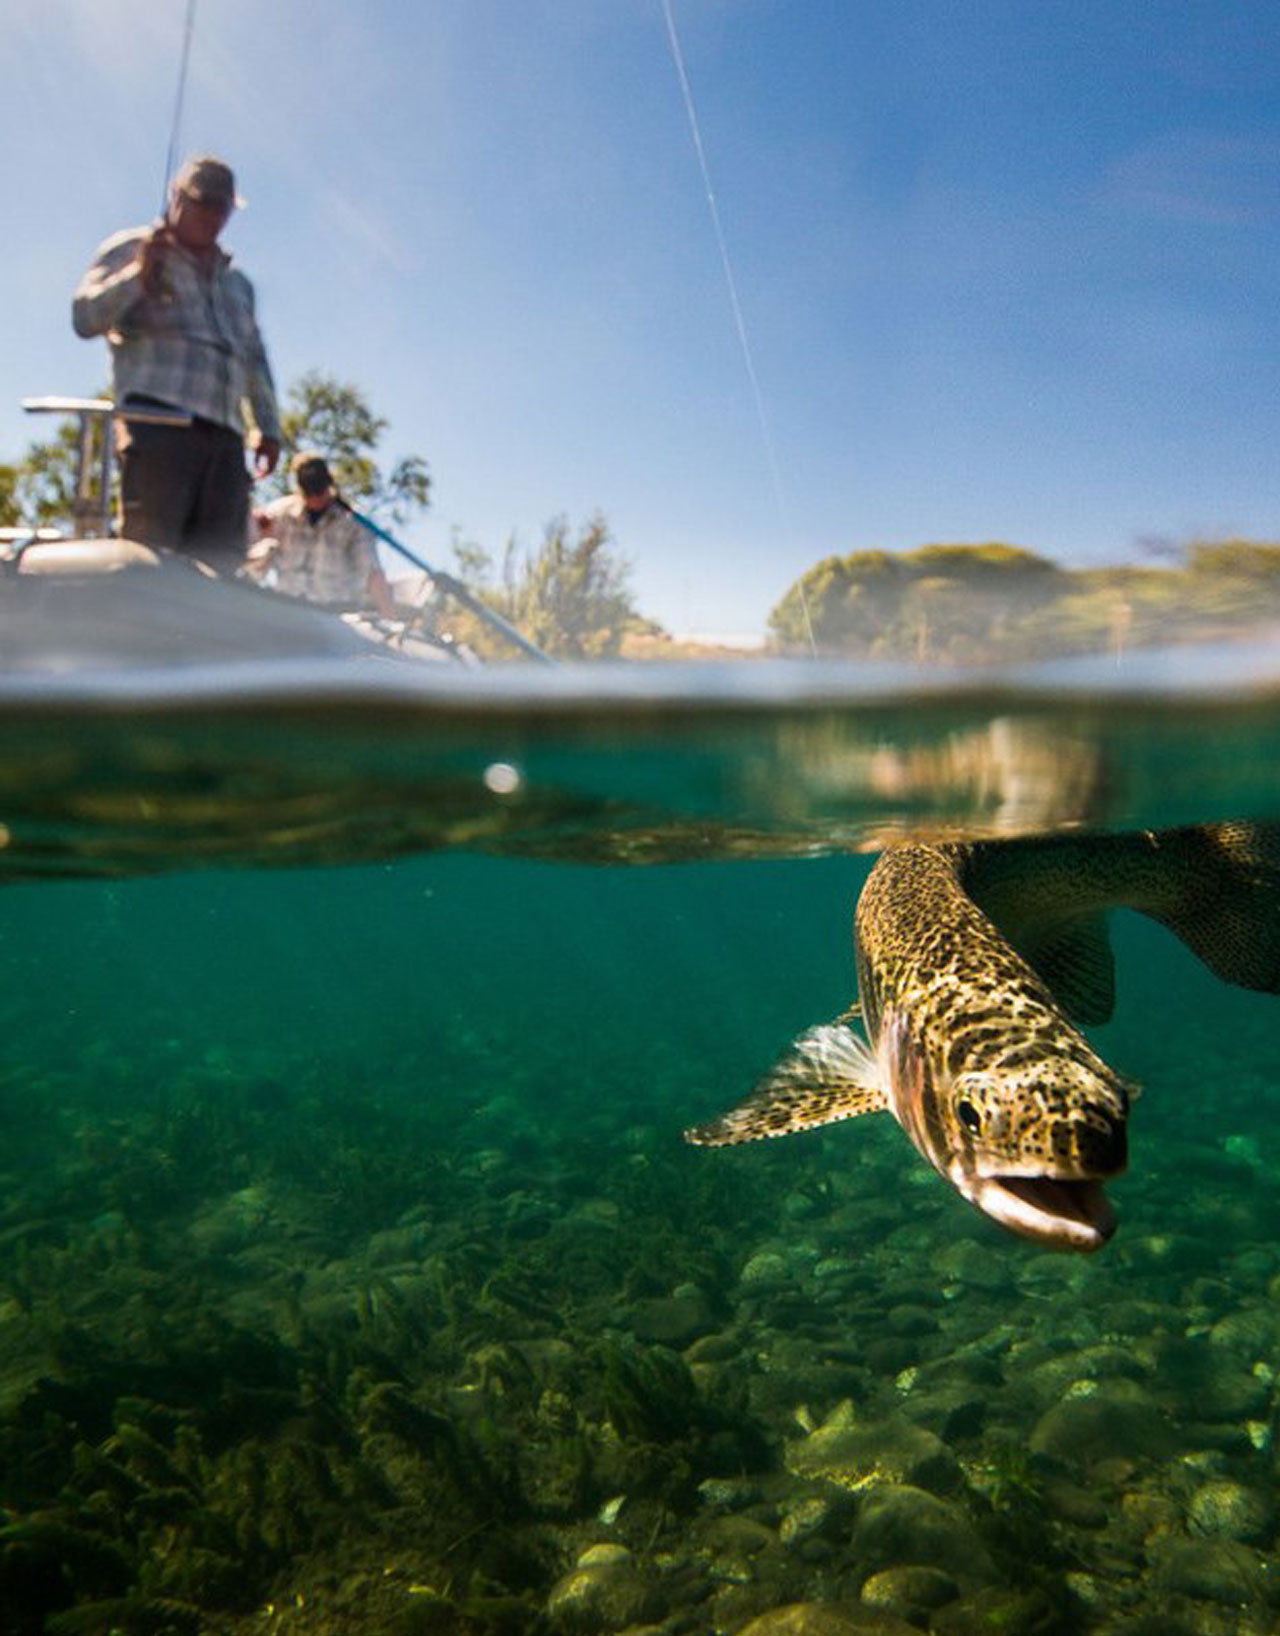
[
  {"xmin": 71, "ymin": 229, "xmax": 157, "ymax": 338},
  {"xmin": 367, "ymin": 566, "xmax": 399, "ymax": 619},
  {"xmin": 343, "ymin": 512, "xmax": 398, "ymax": 617},
  {"xmin": 244, "ymin": 379, "xmax": 281, "ymax": 477},
  {"xmin": 238, "ymin": 282, "xmax": 282, "ymax": 477}
]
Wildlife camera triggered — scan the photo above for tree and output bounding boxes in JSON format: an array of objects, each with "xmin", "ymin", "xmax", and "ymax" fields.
[
  {"xmin": 1, "ymin": 372, "xmax": 431, "ymax": 537},
  {"xmin": 451, "ymin": 514, "xmax": 653, "ymax": 659},
  {"xmin": 7, "ymin": 400, "xmax": 113, "ymax": 531},
  {"xmin": 1187, "ymin": 539, "xmax": 1280, "ymax": 583},
  {"xmin": 271, "ymin": 371, "xmax": 431, "ymax": 526},
  {"xmin": 768, "ymin": 542, "xmax": 1062, "ymax": 659},
  {"xmin": 0, "ymin": 463, "xmax": 19, "ymax": 528}
]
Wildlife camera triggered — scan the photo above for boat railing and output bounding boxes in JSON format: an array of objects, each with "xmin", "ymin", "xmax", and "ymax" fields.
[{"xmin": 20, "ymin": 396, "xmax": 192, "ymax": 539}]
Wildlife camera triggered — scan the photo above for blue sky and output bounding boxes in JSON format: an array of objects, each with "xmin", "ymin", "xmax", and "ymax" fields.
[{"xmin": 4, "ymin": 1, "xmax": 1279, "ymax": 637}]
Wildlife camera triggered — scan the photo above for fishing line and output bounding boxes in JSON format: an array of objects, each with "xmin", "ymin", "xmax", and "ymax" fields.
[
  {"xmin": 160, "ymin": 0, "xmax": 199, "ymax": 208},
  {"xmin": 660, "ymin": 0, "xmax": 817, "ymax": 653}
]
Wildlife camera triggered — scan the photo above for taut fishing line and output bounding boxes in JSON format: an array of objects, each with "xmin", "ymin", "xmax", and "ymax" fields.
[{"xmin": 660, "ymin": 0, "xmax": 817, "ymax": 653}]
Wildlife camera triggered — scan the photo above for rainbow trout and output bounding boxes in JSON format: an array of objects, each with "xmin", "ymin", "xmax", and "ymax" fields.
[{"xmin": 686, "ymin": 822, "xmax": 1280, "ymax": 1252}]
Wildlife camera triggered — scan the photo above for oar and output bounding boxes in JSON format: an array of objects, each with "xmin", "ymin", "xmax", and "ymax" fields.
[{"xmin": 334, "ymin": 500, "xmax": 555, "ymax": 665}]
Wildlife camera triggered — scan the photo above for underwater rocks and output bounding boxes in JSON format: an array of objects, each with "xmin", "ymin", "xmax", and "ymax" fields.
[
  {"xmin": 736, "ymin": 1605, "xmax": 921, "ymax": 1635},
  {"xmin": 850, "ymin": 1484, "xmax": 995, "ymax": 1586},
  {"xmin": 859, "ymin": 1564, "xmax": 960, "ymax": 1624},
  {"xmin": 785, "ymin": 1404, "xmax": 964, "ymax": 1497},
  {"xmin": 8, "ymin": 1027, "xmax": 1280, "ymax": 1636},
  {"xmin": 1187, "ymin": 1477, "xmax": 1274, "ymax": 1543},
  {"xmin": 628, "ymin": 1283, "xmax": 718, "ymax": 1348},
  {"xmin": 1027, "ymin": 1380, "xmax": 1179, "ymax": 1469},
  {"xmin": 1150, "ymin": 1536, "xmax": 1278, "ymax": 1609},
  {"xmin": 546, "ymin": 1542, "xmax": 661, "ymax": 1631}
]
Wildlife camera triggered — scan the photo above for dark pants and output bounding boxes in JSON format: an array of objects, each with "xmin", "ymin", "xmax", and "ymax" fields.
[{"xmin": 118, "ymin": 414, "xmax": 251, "ymax": 576}]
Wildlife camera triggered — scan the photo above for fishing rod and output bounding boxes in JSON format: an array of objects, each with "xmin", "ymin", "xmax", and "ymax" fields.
[
  {"xmin": 333, "ymin": 500, "xmax": 555, "ymax": 665},
  {"xmin": 161, "ymin": 0, "xmax": 199, "ymax": 208}
]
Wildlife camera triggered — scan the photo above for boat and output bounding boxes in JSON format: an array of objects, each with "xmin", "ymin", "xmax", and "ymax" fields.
[
  {"xmin": 0, "ymin": 530, "xmax": 483, "ymax": 672},
  {"xmin": 0, "ymin": 396, "xmax": 547, "ymax": 672}
]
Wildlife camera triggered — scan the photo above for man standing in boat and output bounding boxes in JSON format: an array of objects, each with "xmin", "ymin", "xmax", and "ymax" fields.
[
  {"xmin": 71, "ymin": 155, "xmax": 281, "ymax": 575},
  {"xmin": 250, "ymin": 453, "xmax": 398, "ymax": 617}
]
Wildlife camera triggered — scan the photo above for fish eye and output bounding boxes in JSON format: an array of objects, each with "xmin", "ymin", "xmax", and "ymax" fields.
[{"xmin": 957, "ymin": 1099, "xmax": 982, "ymax": 1134}]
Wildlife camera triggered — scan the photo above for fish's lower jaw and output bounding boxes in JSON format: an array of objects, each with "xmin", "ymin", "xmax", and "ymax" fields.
[{"xmin": 970, "ymin": 1176, "xmax": 1117, "ymax": 1253}]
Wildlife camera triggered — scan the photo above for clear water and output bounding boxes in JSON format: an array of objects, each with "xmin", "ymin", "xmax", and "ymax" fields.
[{"xmin": 3, "ymin": 650, "xmax": 1280, "ymax": 1635}]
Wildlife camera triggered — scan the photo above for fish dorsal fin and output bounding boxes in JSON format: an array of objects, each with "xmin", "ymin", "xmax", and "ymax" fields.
[
  {"xmin": 1016, "ymin": 914, "xmax": 1117, "ymax": 1026},
  {"xmin": 684, "ymin": 1023, "xmax": 888, "ymax": 1147},
  {"xmin": 1147, "ymin": 822, "xmax": 1280, "ymax": 996},
  {"xmin": 964, "ymin": 821, "xmax": 1280, "ymax": 1007}
]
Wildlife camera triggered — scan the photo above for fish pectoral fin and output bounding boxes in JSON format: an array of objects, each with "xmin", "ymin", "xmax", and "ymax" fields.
[
  {"xmin": 1018, "ymin": 914, "xmax": 1117, "ymax": 1025},
  {"xmin": 684, "ymin": 1023, "xmax": 889, "ymax": 1147}
]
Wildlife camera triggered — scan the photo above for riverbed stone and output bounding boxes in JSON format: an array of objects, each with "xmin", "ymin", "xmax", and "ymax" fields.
[
  {"xmin": 896, "ymin": 1383, "xmax": 988, "ymax": 1443},
  {"xmin": 1187, "ymin": 1478, "xmax": 1274, "ymax": 1544},
  {"xmin": 931, "ymin": 1239, "xmax": 1015, "ymax": 1293},
  {"xmin": 786, "ymin": 1405, "xmax": 963, "ymax": 1497},
  {"xmin": 1151, "ymin": 1537, "xmax": 1276, "ymax": 1608},
  {"xmin": 1182, "ymin": 1366, "xmax": 1270, "ymax": 1423},
  {"xmin": 1208, "ymin": 1307, "xmax": 1280, "ymax": 1357},
  {"xmin": 740, "ymin": 1251, "xmax": 794, "ymax": 1290},
  {"xmin": 930, "ymin": 1585, "xmax": 1062, "ymax": 1635},
  {"xmin": 1027, "ymin": 1380, "xmax": 1176, "ymax": 1469},
  {"xmin": 736, "ymin": 1605, "xmax": 919, "ymax": 1636},
  {"xmin": 546, "ymin": 1543, "xmax": 660, "ymax": 1631},
  {"xmin": 629, "ymin": 1287, "xmax": 715, "ymax": 1347},
  {"xmin": 849, "ymin": 1484, "xmax": 995, "ymax": 1584},
  {"xmin": 860, "ymin": 1564, "xmax": 959, "ymax": 1622},
  {"xmin": 1024, "ymin": 1344, "xmax": 1150, "ymax": 1402}
]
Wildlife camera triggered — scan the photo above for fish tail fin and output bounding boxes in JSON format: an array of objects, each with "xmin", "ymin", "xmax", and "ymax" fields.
[
  {"xmin": 1150, "ymin": 821, "xmax": 1280, "ymax": 995},
  {"xmin": 684, "ymin": 1022, "xmax": 888, "ymax": 1147}
]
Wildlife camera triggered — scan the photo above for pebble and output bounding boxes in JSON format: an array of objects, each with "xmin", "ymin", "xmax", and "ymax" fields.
[
  {"xmin": 779, "ymin": 1494, "xmax": 839, "ymax": 1547},
  {"xmin": 860, "ymin": 1563, "xmax": 959, "ymax": 1620},
  {"xmin": 629, "ymin": 1288, "xmax": 715, "ymax": 1347},
  {"xmin": 930, "ymin": 1586, "xmax": 1062, "ymax": 1635},
  {"xmin": 740, "ymin": 1251, "xmax": 793, "ymax": 1289},
  {"xmin": 1028, "ymin": 1380, "xmax": 1177, "ymax": 1468},
  {"xmin": 1188, "ymin": 1478, "xmax": 1274, "ymax": 1544},
  {"xmin": 545, "ymin": 1543, "xmax": 660, "ymax": 1632},
  {"xmin": 850, "ymin": 1483, "xmax": 995, "ymax": 1584},
  {"xmin": 1151, "ymin": 1537, "xmax": 1275, "ymax": 1608},
  {"xmin": 786, "ymin": 1408, "xmax": 963, "ymax": 1497},
  {"xmin": 930, "ymin": 1239, "xmax": 1015, "ymax": 1292},
  {"xmin": 736, "ymin": 1604, "xmax": 919, "ymax": 1636},
  {"xmin": 697, "ymin": 1476, "xmax": 761, "ymax": 1512}
]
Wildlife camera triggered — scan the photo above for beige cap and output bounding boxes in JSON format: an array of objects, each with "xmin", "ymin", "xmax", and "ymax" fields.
[{"xmin": 172, "ymin": 155, "xmax": 243, "ymax": 210}]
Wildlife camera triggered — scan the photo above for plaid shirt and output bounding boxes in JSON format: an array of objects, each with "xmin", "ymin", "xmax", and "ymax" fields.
[
  {"xmin": 72, "ymin": 223, "xmax": 281, "ymax": 440},
  {"xmin": 257, "ymin": 494, "xmax": 381, "ymax": 607}
]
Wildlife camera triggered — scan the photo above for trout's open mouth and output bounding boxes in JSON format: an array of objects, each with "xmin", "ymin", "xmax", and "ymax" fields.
[{"xmin": 979, "ymin": 1176, "xmax": 1116, "ymax": 1252}]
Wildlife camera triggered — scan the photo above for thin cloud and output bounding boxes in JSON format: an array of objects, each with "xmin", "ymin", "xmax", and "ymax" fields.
[{"xmin": 1100, "ymin": 130, "xmax": 1280, "ymax": 226}]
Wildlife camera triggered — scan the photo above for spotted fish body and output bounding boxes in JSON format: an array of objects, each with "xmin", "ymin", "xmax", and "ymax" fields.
[
  {"xmin": 686, "ymin": 822, "xmax": 1280, "ymax": 1252},
  {"xmin": 852, "ymin": 841, "xmax": 1129, "ymax": 1249}
]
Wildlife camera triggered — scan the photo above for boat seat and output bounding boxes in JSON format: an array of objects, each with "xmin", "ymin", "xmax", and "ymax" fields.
[{"xmin": 12, "ymin": 537, "xmax": 163, "ymax": 576}]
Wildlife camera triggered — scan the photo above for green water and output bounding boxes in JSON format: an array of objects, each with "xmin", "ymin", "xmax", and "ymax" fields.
[{"xmin": 4, "ymin": 674, "xmax": 1280, "ymax": 1635}]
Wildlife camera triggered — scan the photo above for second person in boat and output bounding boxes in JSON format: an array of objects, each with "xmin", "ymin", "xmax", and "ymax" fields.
[{"xmin": 250, "ymin": 452, "xmax": 398, "ymax": 617}]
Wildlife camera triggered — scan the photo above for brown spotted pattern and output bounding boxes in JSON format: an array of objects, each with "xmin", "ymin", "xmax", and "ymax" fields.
[
  {"xmin": 687, "ymin": 822, "xmax": 1280, "ymax": 1245},
  {"xmin": 857, "ymin": 843, "xmax": 1130, "ymax": 1189}
]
